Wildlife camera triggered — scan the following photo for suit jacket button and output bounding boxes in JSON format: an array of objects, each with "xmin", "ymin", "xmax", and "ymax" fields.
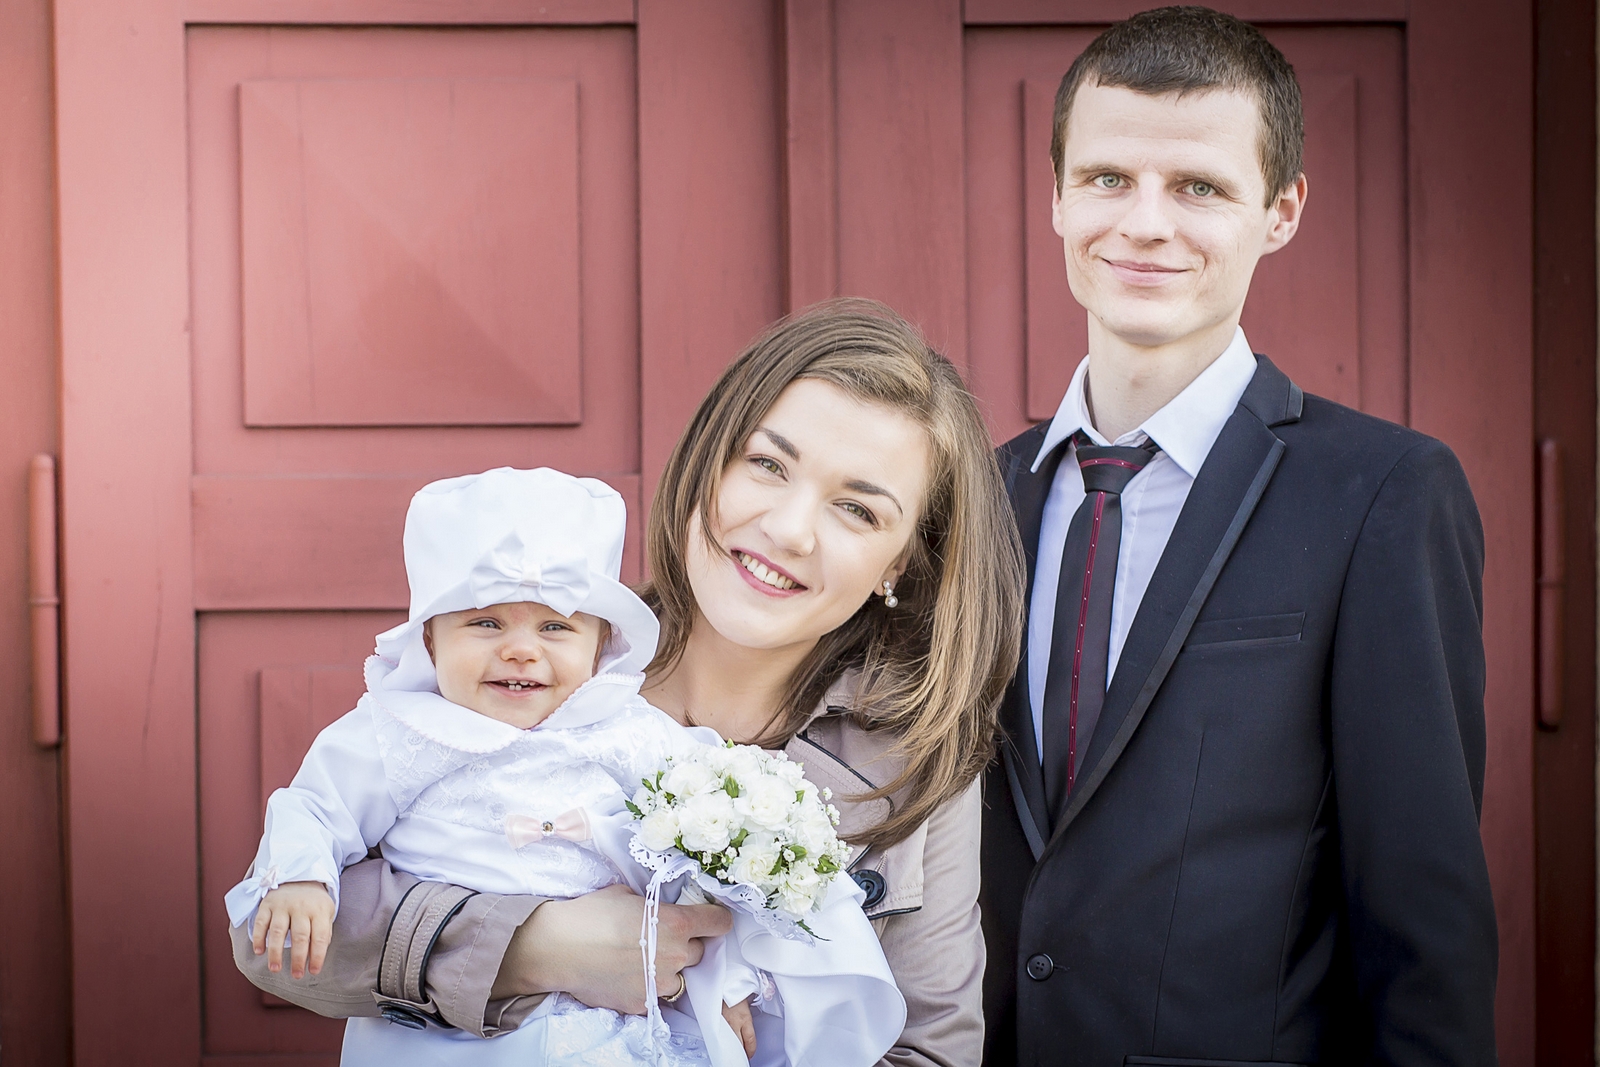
[{"xmin": 1025, "ymin": 953, "xmax": 1054, "ymax": 981}]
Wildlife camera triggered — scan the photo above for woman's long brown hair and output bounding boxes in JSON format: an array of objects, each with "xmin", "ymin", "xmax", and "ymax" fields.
[{"xmin": 640, "ymin": 299, "xmax": 1026, "ymax": 849}]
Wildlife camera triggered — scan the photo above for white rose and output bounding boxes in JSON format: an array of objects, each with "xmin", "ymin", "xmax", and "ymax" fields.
[
  {"xmin": 677, "ymin": 791, "xmax": 738, "ymax": 854},
  {"xmin": 777, "ymin": 866, "xmax": 823, "ymax": 917},
  {"xmin": 631, "ymin": 785, "xmax": 658, "ymax": 815},
  {"xmin": 736, "ymin": 775, "xmax": 795, "ymax": 832},
  {"xmin": 638, "ymin": 808, "xmax": 680, "ymax": 852},
  {"xmin": 728, "ymin": 837, "xmax": 782, "ymax": 888},
  {"xmin": 724, "ymin": 745, "xmax": 766, "ymax": 783},
  {"xmin": 792, "ymin": 807, "xmax": 836, "ymax": 855},
  {"xmin": 663, "ymin": 759, "xmax": 718, "ymax": 799}
]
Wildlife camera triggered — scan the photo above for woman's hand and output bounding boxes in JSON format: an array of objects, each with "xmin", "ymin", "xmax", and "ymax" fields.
[
  {"xmin": 492, "ymin": 883, "xmax": 733, "ymax": 1015},
  {"xmin": 250, "ymin": 881, "xmax": 335, "ymax": 979}
]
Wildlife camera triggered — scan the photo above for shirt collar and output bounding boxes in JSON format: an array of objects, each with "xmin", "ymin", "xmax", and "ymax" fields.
[{"xmin": 1031, "ymin": 326, "xmax": 1259, "ymax": 479}]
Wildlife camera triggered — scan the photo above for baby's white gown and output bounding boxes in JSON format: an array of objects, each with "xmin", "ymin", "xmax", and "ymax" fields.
[{"xmin": 225, "ymin": 660, "xmax": 904, "ymax": 1067}]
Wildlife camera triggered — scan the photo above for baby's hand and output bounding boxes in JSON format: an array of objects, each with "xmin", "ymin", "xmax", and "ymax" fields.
[
  {"xmin": 721, "ymin": 996, "xmax": 756, "ymax": 1060},
  {"xmin": 250, "ymin": 881, "xmax": 335, "ymax": 979}
]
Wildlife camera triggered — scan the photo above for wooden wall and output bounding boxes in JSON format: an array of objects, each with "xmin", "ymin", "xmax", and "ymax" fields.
[{"xmin": 0, "ymin": 0, "xmax": 71, "ymax": 1061}]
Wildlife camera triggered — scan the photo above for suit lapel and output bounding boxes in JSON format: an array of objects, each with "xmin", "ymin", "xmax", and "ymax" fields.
[
  {"xmin": 1047, "ymin": 356, "xmax": 1303, "ymax": 844},
  {"xmin": 998, "ymin": 423, "xmax": 1055, "ymax": 859}
]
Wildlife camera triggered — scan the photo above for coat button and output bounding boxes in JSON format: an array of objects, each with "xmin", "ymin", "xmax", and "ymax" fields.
[
  {"xmin": 852, "ymin": 869, "xmax": 887, "ymax": 910},
  {"xmin": 1025, "ymin": 953, "xmax": 1054, "ymax": 981},
  {"xmin": 380, "ymin": 1005, "xmax": 429, "ymax": 1030}
]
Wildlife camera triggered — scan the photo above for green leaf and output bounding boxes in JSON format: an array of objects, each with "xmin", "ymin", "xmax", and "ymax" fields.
[
  {"xmin": 624, "ymin": 800, "xmax": 643, "ymax": 818},
  {"xmin": 815, "ymin": 855, "xmax": 837, "ymax": 874},
  {"xmin": 723, "ymin": 777, "xmax": 740, "ymax": 798},
  {"xmin": 730, "ymin": 828, "xmax": 748, "ymax": 849},
  {"xmin": 788, "ymin": 845, "xmax": 806, "ymax": 861}
]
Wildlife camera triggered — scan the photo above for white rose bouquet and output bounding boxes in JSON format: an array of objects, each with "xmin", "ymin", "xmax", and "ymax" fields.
[{"xmin": 625, "ymin": 740, "xmax": 850, "ymax": 937}]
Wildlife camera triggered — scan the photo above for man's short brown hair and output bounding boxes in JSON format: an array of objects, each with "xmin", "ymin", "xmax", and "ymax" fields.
[{"xmin": 1050, "ymin": 6, "xmax": 1304, "ymax": 205}]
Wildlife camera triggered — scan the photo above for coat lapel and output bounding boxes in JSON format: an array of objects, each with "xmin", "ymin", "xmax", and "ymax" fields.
[
  {"xmin": 998, "ymin": 423, "xmax": 1056, "ymax": 859},
  {"xmin": 1047, "ymin": 356, "xmax": 1303, "ymax": 844}
]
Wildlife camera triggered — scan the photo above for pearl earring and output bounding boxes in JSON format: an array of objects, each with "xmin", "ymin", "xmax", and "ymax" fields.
[{"xmin": 882, "ymin": 580, "xmax": 899, "ymax": 608}]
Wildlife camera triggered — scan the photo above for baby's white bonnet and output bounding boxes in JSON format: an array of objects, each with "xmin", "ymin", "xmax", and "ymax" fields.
[{"xmin": 370, "ymin": 466, "xmax": 659, "ymax": 694}]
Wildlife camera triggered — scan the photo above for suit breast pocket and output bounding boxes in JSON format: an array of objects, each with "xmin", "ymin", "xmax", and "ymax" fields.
[{"xmin": 1183, "ymin": 611, "xmax": 1305, "ymax": 651}]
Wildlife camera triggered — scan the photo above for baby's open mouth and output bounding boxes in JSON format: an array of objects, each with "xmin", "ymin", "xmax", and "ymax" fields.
[{"xmin": 491, "ymin": 680, "xmax": 546, "ymax": 691}]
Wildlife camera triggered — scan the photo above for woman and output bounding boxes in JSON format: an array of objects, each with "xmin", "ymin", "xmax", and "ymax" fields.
[{"xmin": 234, "ymin": 299, "xmax": 1025, "ymax": 1066}]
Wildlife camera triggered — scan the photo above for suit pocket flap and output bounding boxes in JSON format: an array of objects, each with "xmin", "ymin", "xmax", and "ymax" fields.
[{"xmin": 1184, "ymin": 611, "xmax": 1305, "ymax": 649}]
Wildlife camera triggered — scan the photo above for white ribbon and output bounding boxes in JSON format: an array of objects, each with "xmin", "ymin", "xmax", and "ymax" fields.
[
  {"xmin": 465, "ymin": 536, "xmax": 591, "ymax": 617},
  {"xmin": 639, "ymin": 853, "xmax": 700, "ymax": 1064}
]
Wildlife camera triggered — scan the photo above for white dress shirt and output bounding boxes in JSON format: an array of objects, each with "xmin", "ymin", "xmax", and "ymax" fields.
[{"xmin": 1027, "ymin": 327, "xmax": 1259, "ymax": 753}]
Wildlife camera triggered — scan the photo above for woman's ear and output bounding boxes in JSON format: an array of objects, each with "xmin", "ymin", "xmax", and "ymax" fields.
[{"xmin": 422, "ymin": 619, "xmax": 436, "ymax": 664}]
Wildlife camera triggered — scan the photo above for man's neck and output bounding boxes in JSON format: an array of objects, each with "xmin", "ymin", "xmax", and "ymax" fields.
[{"xmin": 1084, "ymin": 317, "xmax": 1239, "ymax": 441}]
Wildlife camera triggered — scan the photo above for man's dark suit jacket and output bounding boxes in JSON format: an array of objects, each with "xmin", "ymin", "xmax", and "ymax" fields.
[{"xmin": 981, "ymin": 355, "xmax": 1498, "ymax": 1066}]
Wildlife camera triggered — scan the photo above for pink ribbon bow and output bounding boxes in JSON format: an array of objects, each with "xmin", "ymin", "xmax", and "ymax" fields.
[{"xmin": 505, "ymin": 809, "xmax": 592, "ymax": 849}]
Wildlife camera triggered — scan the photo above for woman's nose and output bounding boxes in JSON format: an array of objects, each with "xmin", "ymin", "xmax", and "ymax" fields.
[{"xmin": 760, "ymin": 489, "xmax": 817, "ymax": 557}]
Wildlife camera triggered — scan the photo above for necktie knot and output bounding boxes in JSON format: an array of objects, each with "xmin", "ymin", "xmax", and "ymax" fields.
[{"xmin": 1072, "ymin": 430, "xmax": 1160, "ymax": 496}]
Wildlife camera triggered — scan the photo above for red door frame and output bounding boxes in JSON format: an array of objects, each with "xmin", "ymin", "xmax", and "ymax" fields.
[{"xmin": 53, "ymin": 0, "xmax": 1536, "ymax": 1063}]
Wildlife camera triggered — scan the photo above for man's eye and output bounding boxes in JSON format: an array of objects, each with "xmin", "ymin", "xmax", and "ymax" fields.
[
  {"xmin": 1094, "ymin": 174, "xmax": 1122, "ymax": 189},
  {"xmin": 1188, "ymin": 181, "xmax": 1216, "ymax": 197}
]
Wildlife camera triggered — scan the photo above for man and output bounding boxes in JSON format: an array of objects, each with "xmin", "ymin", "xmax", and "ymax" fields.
[{"xmin": 980, "ymin": 8, "xmax": 1498, "ymax": 1066}]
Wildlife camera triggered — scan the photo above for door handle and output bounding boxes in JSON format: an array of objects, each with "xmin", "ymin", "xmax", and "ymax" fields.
[
  {"xmin": 30, "ymin": 454, "xmax": 60, "ymax": 747},
  {"xmin": 1538, "ymin": 439, "xmax": 1564, "ymax": 730}
]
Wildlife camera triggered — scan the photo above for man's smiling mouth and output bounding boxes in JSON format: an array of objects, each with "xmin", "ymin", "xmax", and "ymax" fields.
[{"xmin": 734, "ymin": 550, "xmax": 801, "ymax": 591}]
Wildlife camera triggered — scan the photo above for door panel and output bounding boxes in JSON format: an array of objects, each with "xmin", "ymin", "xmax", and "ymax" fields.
[
  {"xmin": 186, "ymin": 25, "xmax": 640, "ymax": 478},
  {"xmin": 966, "ymin": 26, "xmax": 1406, "ymax": 439},
  {"xmin": 199, "ymin": 612, "xmax": 399, "ymax": 1056}
]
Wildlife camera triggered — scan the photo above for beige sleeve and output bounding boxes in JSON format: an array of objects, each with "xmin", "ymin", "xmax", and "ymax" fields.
[
  {"xmin": 229, "ymin": 856, "xmax": 548, "ymax": 1037},
  {"xmin": 873, "ymin": 780, "xmax": 986, "ymax": 1067}
]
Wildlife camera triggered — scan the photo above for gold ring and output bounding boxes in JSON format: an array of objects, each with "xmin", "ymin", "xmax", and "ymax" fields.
[{"xmin": 662, "ymin": 973, "xmax": 688, "ymax": 1003}]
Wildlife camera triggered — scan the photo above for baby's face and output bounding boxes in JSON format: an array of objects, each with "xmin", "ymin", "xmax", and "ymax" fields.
[{"xmin": 424, "ymin": 602, "xmax": 605, "ymax": 729}]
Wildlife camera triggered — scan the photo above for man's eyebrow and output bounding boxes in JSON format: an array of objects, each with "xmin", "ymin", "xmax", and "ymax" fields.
[
  {"xmin": 756, "ymin": 427, "xmax": 800, "ymax": 460},
  {"xmin": 844, "ymin": 479, "xmax": 904, "ymax": 517}
]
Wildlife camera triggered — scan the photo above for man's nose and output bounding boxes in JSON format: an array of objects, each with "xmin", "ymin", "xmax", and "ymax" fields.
[{"xmin": 1118, "ymin": 179, "xmax": 1176, "ymax": 244}]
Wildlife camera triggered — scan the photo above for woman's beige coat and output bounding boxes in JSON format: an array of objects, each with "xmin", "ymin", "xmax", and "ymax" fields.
[{"xmin": 233, "ymin": 675, "xmax": 986, "ymax": 1067}]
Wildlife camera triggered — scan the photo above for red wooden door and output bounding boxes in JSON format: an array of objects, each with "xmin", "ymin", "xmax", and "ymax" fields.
[{"xmin": 52, "ymin": 1, "xmax": 1534, "ymax": 1064}]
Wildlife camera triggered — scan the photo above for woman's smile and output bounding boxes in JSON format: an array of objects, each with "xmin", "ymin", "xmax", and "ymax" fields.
[{"xmin": 730, "ymin": 549, "xmax": 806, "ymax": 595}]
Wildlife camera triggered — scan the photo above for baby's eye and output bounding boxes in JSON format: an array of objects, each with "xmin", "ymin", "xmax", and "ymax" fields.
[
  {"xmin": 471, "ymin": 618, "xmax": 501, "ymax": 629},
  {"xmin": 540, "ymin": 622, "xmax": 571, "ymax": 633}
]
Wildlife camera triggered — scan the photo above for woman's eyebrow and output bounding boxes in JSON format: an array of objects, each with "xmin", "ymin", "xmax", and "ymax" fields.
[
  {"xmin": 756, "ymin": 427, "xmax": 801, "ymax": 460},
  {"xmin": 845, "ymin": 479, "xmax": 903, "ymax": 517}
]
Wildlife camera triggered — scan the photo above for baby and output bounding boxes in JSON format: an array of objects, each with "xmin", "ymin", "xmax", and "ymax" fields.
[{"xmin": 225, "ymin": 467, "xmax": 902, "ymax": 1067}]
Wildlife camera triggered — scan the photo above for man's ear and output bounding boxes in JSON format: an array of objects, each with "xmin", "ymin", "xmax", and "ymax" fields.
[
  {"xmin": 422, "ymin": 619, "xmax": 436, "ymax": 664},
  {"xmin": 1261, "ymin": 173, "xmax": 1308, "ymax": 256},
  {"xmin": 1051, "ymin": 176, "xmax": 1067, "ymax": 240}
]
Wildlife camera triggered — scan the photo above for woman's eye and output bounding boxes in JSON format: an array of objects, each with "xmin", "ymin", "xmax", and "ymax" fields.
[
  {"xmin": 1094, "ymin": 174, "xmax": 1122, "ymax": 189},
  {"xmin": 753, "ymin": 456, "xmax": 783, "ymax": 476},
  {"xmin": 839, "ymin": 501, "xmax": 876, "ymax": 525}
]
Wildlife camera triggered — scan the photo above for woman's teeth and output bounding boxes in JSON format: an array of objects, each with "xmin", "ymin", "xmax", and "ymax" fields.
[{"xmin": 736, "ymin": 552, "xmax": 798, "ymax": 590}]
